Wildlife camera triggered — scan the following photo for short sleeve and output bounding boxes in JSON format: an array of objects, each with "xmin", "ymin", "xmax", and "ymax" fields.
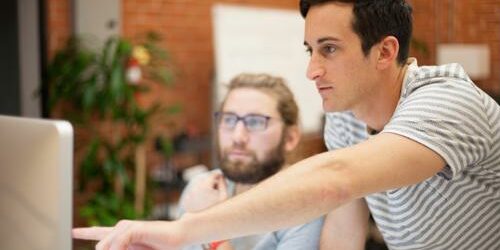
[{"xmin": 383, "ymin": 80, "xmax": 492, "ymax": 179}]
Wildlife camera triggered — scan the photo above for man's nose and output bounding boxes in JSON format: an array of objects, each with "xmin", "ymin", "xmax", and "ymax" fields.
[
  {"xmin": 231, "ymin": 121, "xmax": 249, "ymax": 144},
  {"xmin": 306, "ymin": 54, "xmax": 326, "ymax": 81}
]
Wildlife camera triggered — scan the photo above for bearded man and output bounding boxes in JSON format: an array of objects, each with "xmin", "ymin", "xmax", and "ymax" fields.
[{"xmin": 178, "ymin": 73, "xmax": 324, "ymax": 250}]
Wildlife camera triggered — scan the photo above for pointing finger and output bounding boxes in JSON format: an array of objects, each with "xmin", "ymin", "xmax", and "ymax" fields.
[{"xmin": 72, "ymin": 227, "xmax": 113, "ymax": 241}]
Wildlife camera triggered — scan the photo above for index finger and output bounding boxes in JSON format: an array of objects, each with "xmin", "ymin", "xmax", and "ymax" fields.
[{"xmin": 72, "ymin": 227, "xmax": 113, "ymax": 241}]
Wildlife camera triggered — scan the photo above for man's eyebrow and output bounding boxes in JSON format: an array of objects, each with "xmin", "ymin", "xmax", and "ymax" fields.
[
  {"xmin": 304, "ymin": 36, "xmax": 342, "ymax": 46},
  {"xmin": 246, "ymin": 113, "xmax": 271, "ymax": 117},
  {"xmin": 318, "ymin": 37, "xmax": 341, "ymax": 43}
]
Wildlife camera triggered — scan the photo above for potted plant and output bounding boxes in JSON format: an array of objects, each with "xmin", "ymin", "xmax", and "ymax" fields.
[{"xmin": 46, "ymin": 32, "xmax": 178, "ymax": 226}]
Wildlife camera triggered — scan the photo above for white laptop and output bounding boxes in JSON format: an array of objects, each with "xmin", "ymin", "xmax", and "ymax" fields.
[{"xmin": 0, "ymin": 115, "xmax": 73, "ymax": 250}]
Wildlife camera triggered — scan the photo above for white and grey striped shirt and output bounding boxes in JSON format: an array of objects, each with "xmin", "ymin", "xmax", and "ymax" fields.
[{"xmin": 324, "ymin": 58, "xmax": 500, "ymax": 250}]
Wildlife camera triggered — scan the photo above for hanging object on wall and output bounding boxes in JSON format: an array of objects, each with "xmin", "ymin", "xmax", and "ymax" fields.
[
  {"xmin": 437, "ymin": 44, "xmax": 490, "ymax": 80},
  {"xmin": 74, "ymin": 0, "xmax": 121, "ymax": 47}
]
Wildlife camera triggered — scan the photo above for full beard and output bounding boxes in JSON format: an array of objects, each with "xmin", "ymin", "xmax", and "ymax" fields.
[{"xmin": 219, "ymin": 140, "xmax": 285, "ymax": 184}]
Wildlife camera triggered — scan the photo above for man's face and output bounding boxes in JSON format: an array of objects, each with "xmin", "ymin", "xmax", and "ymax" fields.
[
  {"xmin": 304, "ymin": 2, "xmax": 379, "ymax": 113},
  {"xmin": 217, "ymin": 88, "xmax": 286, "ymax": 184}
]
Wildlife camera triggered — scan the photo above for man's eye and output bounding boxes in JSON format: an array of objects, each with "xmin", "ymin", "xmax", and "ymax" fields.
[
  {"xmin": 245, "ymin": 116, "xmax": 267, "ymax": 129},
  {"xmin": 246, "ymin": 118, "xmax": 260, "ymax": 126},
  {"xmin": 222, "ymin": 116, "xmax": 236, "ymax": 124},
  {"xmin": 323, "ymin": 45, "xmax": 336, "ymax": 54}
]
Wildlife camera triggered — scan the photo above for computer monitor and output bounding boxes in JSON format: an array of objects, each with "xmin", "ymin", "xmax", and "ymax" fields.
[{"xmin": 0, "ymin": 115, "xmax": 73, "ymax": 250}]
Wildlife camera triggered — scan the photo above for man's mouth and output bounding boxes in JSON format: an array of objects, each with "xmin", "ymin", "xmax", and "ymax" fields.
[
  {"xmin": 227, "ymin": 154, "xmax": 252, "ymax": 163},
  {"xmin": 317, "ymin": 85, "xmax": 334, "ymax": 96},
  {"xmin": 226, "ymin": 149, "xmax": 252, "ymax": 159},
  {"xmin": 318, "ymin": 86, "xmax": 333, "ymax": 91},
  {"xmin": 229, "ymin": 150, "xmax": 249, "ymax": 156}
]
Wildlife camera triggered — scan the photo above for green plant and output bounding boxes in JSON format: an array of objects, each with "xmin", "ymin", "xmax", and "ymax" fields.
[
  {"xmin": 47, "ymin": 32, "xmax": 177, "ymax": 226},
  {"xmin": 411, "ymin": 37, "xmax": 430, "ymax": 58}
]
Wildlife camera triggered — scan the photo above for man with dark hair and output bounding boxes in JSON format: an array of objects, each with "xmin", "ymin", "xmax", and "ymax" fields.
[
  {"xmin": 74, "ymin": 1, "xmax": 500, "ymax": 249},
  {"xmin": 300, "ymin": 0, "xmax": 413, "ymax": 65},
  {"xmin": 179, "ymin": 73, "xmax": 323, "ymax": 250}
]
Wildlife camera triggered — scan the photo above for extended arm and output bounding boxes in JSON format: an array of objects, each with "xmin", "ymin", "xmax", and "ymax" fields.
[
  {"xmin": 181, "ymin": 133, "xmax": 444, "ymax": 243},
  {"xmin": 73, "ymin": 133, "xmax": 445, "ymax": 249}
]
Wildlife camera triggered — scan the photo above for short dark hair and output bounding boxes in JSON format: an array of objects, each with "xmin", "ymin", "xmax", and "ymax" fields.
[{"xmin": 300, "ymin": 0, "xmax": 413, "ymax": 65}]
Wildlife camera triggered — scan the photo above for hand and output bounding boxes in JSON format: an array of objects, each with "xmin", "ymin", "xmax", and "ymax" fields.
[
  {"xmin": 73, "ymin": 220, "xmax": 185, "ymax": 250},
  {"xmin": 181, "ymin": 170, "xmax": 228, "ymax": 213}
]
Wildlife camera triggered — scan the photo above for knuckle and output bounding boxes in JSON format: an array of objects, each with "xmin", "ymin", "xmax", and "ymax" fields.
[
  {"xmin": 96, "ymin": 240, "xmax": 108, "ymax": 250},
  {"xmin": 116, "ymin": 219, "xmax": 131, "ymax": 227}
]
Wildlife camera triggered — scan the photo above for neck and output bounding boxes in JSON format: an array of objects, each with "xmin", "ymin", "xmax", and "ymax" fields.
[
  {"xmin": 234, "ymin": 164, "xmax": 288, "ymax": 195},
  {"xmin": 353, "ymin": 63, "xmax": 408, "ymax": 131},
  {"xmin": 234, "ymin": 183, "xmax": 255, "ymax": 195}
]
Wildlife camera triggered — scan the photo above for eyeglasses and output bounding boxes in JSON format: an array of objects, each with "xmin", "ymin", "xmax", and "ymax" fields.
[{"xmin": 214, "ymin": 112, "xmax": 275, "ymax": 132}]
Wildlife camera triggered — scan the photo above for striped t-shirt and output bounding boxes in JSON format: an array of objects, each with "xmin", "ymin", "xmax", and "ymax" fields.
[{"xmin": 324, "ymin": 58, "xmax": 500, "ymax": 250}]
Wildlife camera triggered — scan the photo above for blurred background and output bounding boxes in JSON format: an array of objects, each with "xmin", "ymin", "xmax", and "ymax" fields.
[{"xmin": 1, "ymin": 0, "xmax": 499, "ymax": 249}]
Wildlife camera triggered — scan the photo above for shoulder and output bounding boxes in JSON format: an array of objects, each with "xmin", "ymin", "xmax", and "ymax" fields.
[
  {"xmin": 403, "ymin": 62, "xmax": 478, "ymax": 100},
  {"xmin": 386, "ymin": 63, "xmax": 494, "ymax": 179},
  {"xmin": 398, "ymin": 62, "xmax": 488, "ymax": 122}
]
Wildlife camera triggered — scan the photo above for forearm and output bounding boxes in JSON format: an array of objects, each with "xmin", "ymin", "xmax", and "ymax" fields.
[
  {"xmin": 179, "ymin": 151, "xmax": 353, "ymax": 245},
  {"xmin": 320, "ymin": 199, "xmax": 369, "ymax": 250}
]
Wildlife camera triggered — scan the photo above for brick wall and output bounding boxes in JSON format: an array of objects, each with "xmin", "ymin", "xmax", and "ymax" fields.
[
  {"xmin": 411, "ymin": 0, "xmax": 500, "ymax": 94},
  {"xmin": 46, "ymin": 0, "xmax": 71, "ymax": 60},
  {"xmin": 121, "ymin": 0, "xmax": 298, "ymax": 138}
]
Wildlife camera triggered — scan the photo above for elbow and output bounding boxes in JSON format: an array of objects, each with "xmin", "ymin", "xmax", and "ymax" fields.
[{"xmin": 317, "ymin": 160, "xmax": 357, "ymax": 208}]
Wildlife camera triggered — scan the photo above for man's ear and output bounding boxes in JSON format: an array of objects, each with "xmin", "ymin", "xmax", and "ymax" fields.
[
  {"xmin": 284, "ymin": 125, "xmax": 301, "ymax": 152},
  {"xmin": 375, "ymin": 36, "xmax": 400, "ymax": 70}
]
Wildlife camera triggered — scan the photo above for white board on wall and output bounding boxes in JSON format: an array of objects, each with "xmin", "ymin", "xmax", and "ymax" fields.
[
  {"xmin": 212, "ymin": 4, "xmax": 323, "ymax": 133},
  {"xmin": 74, "ymin": 0, "xmax": 121, "ymax": 46}
]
